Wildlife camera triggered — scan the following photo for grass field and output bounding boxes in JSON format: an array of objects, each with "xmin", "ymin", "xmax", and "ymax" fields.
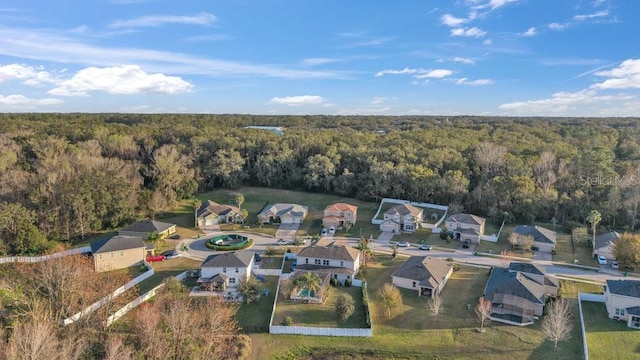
[
  {"xmin": 582, "ymin": 301, "xmax": 640, "ymax": 360},
  {"xmin": 246, "ymin": 254, "xmax": 588, "ymax": 359}
]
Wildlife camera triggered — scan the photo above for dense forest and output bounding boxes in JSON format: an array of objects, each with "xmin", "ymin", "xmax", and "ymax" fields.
[{"xmin": 1, "ymin": 113, "xmax": 639, "ymax": 254}]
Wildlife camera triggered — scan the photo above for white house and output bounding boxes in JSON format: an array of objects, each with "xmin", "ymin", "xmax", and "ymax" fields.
[
  {"xmin": 391, "ymin": 256, "xmax": 453, "ymax": 298},
  {"xmin": 605, "ymin": 280, "xmax": 640, "ymax": 329},
  {"xmin": 198, "ymin": 251, "xmax": 255, "ymax": 292},
  {"xmin": 380, "ymin": 203, "xmax": 423, "ymax": 234},
  {"xmin": 257, "ymin": 203, "xmax": 308, "ymax": 224},
  {"xmin": 295, "ymin": 244, "xmax": 361, "ymax": 284},
  {"xmin": 444, "ymin": 213, "xmax": 486, "ymax": 243}
]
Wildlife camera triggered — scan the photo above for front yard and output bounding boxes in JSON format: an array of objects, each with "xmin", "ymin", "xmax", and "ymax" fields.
[{"xmin": 582, "ymin": 301, "xmax": 640, "ymax": 360}]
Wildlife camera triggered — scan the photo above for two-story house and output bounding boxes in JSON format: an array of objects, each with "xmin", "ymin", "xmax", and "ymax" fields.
[
  {"xmin": 444, "ymin": 213, "xmax": 486, "ymax": 244},
  {"xmin": 605, "ymin": 280, "xmax": 640, "ymax": 329},
  {"xmin": 380, "ymin": 203, "xmax": 423, "ymax": 233},
  {"xmin": 295, "ymin": 244, "xmax": 361, "ymax": 284},
  {"xmin": 90, "ymin": 235, "xmax": 146, "ymax": 273},
  {"xmin": 196, "ymin": 200, "xmax": 244, "ymax": 228},
  {"xmin": 322, "ymin": 203, "xmax": 358, "ymax": 229},
  {"xmin": 197, "ymin": 251, "xmax": 255, "ymax": 292}
]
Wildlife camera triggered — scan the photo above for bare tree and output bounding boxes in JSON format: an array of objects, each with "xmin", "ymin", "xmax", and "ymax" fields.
[
  {"xmin": 103, "ymin": 335, "xmax": 135, "ymax": 360},
  {"xmin": 571, "ymin": 227, "xmax": 589, "ymax": 245},
  {"xmin": 508, "ymin": 232, "xmax": 519, "ymax": 250},
  {"xmin": 134, "ymin": 303, "xmax": 167, "ymax": 360},
  {"xmin": 336, "ymin": 293, "xmax": 356, "ymax": 323},
  {"xmin": 475, "ymin": 297, "xmax": 492, "ymax": 333},
  {"xmin": 520, "ymin": 235, "xmax": 534, "ymax": 253},
  {"xmin": 500, "ymin": 250, "xmax": 513, "ymax": 268},
  {"xmin": 377, "ymin": 283, "xmax": 402, "ymax": 318},
  {"xmin": 279, "ymin": 278, "xmax": 294, "ymax": 300},
  {"xmin": 541, "ymin": 298, "xmax": 574, "ymax": 351},
  {"xmin": 427, "ymin": 293, "xmax": 445, "ymax": 321}
]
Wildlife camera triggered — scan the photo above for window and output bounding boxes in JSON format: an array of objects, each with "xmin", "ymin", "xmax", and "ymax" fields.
[
  {"xmin": 110, "ymin": 252, "xmax": 114, "ymax": 258},
  {"xmin": 229, "ymin": 278, "xmax": 235, "ymax": 284},
  {"xmin": 412, "ymin": 281, "xmax": 416, "ymax": 288},
  {"xmin": 340, "ymin": 261, "xmax": 344, "ymax": 267},
  {"xmin": 305, "ymin": 258, "xmax": 309, "ymax": 264},
  {"xmin": 314, "ymin": 259, "xmax": 321, "ymax": 265},
  {"xmin": 99, "ymin": 254, "xmax": 102, "ymax": 260},
  {"xmin": 235, "ymin": 267, "xmax": 239, "ymax": 273},
  {"xmin": 615, "ymin": 308, "xmax": 626, "ymax": 317},
  {"xmin": 322, "ymin": 260, "xmax": 330, "ymax": 266},
  {"xmin": 405, "ymin": 225, "xmax": 413, "ymax": 231},
  {"xmin": 223, "ymin": 268, "xmax": 227, "ymax": 273}
]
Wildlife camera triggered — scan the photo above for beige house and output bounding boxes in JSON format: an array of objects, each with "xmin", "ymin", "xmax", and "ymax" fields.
[
  {"xmin": 380, "ymin": 203, "xmax": 423, "ymax": 234},
  {"xmin": 257, "ymin": 203, "xmax": 308, "ymax": 224},
  {"xmin": 295, "ymin": 244, "xmax": 361, "ymax": 284},
  {"xmin": 90, "ymin": 235, "xmax": 146, "ymax": 272},
  {"xmin": 198, "ymin": 251, "xmax": 255, "ymax": 292},
  {"xmin": 594, "ymin": 231, "xmax": 620, "ymax": 260},
  {"xmin": 118, "ymin": 219, "xmax": 176, "ymax": 239},
  {"xmin": 444, "ymin": 213, "xmax": 486, "ymax": 244},
  {"xmin": 482, "ymin": 262, "xmax": 559, "ymax": 326},
  {"xmin": 196, "ymin": 200, "xmax": 244, "ymax": 228},
  {"xmin": 322, "ymin": 203, "xmax": 358, "ymax": 229},
  {"xmin": 391, "ymin": 256, "xmax": 453, "ymax": 298},
  {"xmin": 513, "ymin": 225, "xmax": 557, "ymax": 253},
  {"xmin": 605, "ymin": 280, "xmax": 640, "ymax": 329}
]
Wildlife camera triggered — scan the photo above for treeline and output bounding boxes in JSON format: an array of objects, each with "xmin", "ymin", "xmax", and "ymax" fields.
[{"xmin": 1, "ymin": 113, "xmax": 639, "ymax": 253}]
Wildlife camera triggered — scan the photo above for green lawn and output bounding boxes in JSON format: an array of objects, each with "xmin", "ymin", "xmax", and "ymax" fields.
[
  {"xmin": 274, "ymin": 286, "xmax": 367, "ymax": 329},
  {"xmin": 260, "ymin": 256, "xmax": 284, "ymax": 270},
  {"xmin": 138, "ymin": 257, "xmax": 201, "ymax": 295},
  {"xmin": 235, "ymin": 276, "xmax": 279, "ymax": 333},
  {"xmin": 247, "ymin": 254, "xmax": 586, "ymax": 360},
  {"xmin": 582, "ymin": 301, "xmax": 640, "ymax": 360}
]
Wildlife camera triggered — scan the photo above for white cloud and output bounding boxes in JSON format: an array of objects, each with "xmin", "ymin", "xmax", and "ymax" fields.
[
  {"xmin": 451, "ymin": 27, "xmax": 487, "ymax": 38},
  {"xmin": 0, "ymin": 94, "xmax": 63, "ymax": 107},
  {"xmin": 375, "ymin": 67, "xmax": 418, "ymax": 77},
  {"xmin": 455, "ymin": 77, "xmax": 493, "ymax": 85},
  {"xmin": 0, "ymin": 64, "xmax": 56, "ymax": 86},
  {"xmin": 302, "ymin": 58, "xmax": 341, "ymax": 66},
  {"xmin": 109, "ymin": 12, "xmax": 216, "ymax": 28},
  {"xmin": 453, "ymin": 57, "xmax": 475, "ymax": 64},
  {"xmin": 592, "ymin": 59, "xmax": 640, "ymax": 89},
  {"xmin": 574, "ymin": 10, "xmax": 609, "ymax": 21},
  {"xmin": 499, "ymin": 89, "xmax": 633, "ymax": 114},
  {"xmin": 548, "ymin": 22, "xmax": 567, "ymax": 31},
  {"xmin": 269, "ymin": 95, "xmax": 325, "ymax": 106},
  {"xmin": 371, "ymin": 97, "xmax": 386, "ymax": 105},
  {"xmin": 488, "ymin": 0, "xmax": 518, "ymax": 9},
  {"xmin": 416, "ymin": 69, "xmax": 453, "ymax": 79},
  {"xmin": 522, "ymin": 27, "xmax": 537, "ymax": 37},
  {"xmin": 441, "ymin": 14, "xmax": 468, "ymax": 27},
  {"xmin": 49, "ymin": 65, "xmax": 193, "ymax": 96},
  {"xmin": 483, "ymin": 39, "xmax": 493, "ymax": 45}
]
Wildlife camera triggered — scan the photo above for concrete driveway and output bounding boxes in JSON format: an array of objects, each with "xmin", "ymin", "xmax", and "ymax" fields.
[
  {"xmin": 275, "ymin": 223, "xmax": 299, "ymax": 240},
  {"xmin": 534, "ymin": 250, "xmax": 552, "ymax": 261},
  {"xmin": 377, "ymin": 231, "xmax": 395, "ymax": 243}
]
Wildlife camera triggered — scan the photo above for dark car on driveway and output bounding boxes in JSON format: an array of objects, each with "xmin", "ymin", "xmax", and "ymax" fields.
[{"xmin": 161, "ymin": 250, "xmax": 181, "ymax": 260}]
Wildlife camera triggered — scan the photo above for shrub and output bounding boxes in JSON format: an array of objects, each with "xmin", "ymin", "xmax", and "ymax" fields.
[
  {"xmin": 282, "ymin": 316, "xmax": 293, "ymax": 326},
  {"xmin": 336, "ymin": 293, "xmax": 355, "ymax": 323},
  {"xmin": 345, "ymin": 278, "xmax": 352, "ymax": 287},
  {"xmin": 204, "ymin": 237, "xmax": 253, "ymax": 251},
  {"xmin": 452, "ymin": 264, "xmax": 460, "ymax": 272},
  {"xmin": 362, "ymin": 282, "xmax": 371, "ymax": 327},
  {"xmin": 330, "ymin": 277, "xmax": 338, "ymax": 286}
]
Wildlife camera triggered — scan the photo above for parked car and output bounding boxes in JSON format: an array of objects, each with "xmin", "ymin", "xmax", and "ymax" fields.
[
  {"xmin": 169, "ymin": 234, "xmax": 181, "ymax": 240},
  {"xmin": 419, "ymin": 244, "xmax": 432, "ymax": 250},
  {"xmin": 291, "ymin": 261, "xmax": 297, "ymax": 271},
  {"xmin": 397, "ymin": 241, "xmax": 410, "ymax": 247},
  {"xmin": 254, "ymin": 253, "xmax": 262, "ymax": 263},
  {"xmin": 162, "ymin": 250, "xmax": 181, "ymax": 260},
  {"xmin": 328, "ymin": 226, "xmax": 336, "ymax": 235},
  {"xmin": 462, "ymin": 239, "xmax": 471, "ymax": 249},
  {"xmin": 320, "ymin": 228, "xmax": 328, "ymax": 236},
  {"xmin": 611, "ymin": 261, "xmax": 619, "ymax": 269},
  {"xmin": 146, "ymin": 254, "xmax": 166, "ymax": 262},
  {"xmin": 597, "ymin": 255, "xmax": 607, "ymax": 265},
  {"xmin": 276, "ymin": 239, "xmax": 290, "ymax": 246}
]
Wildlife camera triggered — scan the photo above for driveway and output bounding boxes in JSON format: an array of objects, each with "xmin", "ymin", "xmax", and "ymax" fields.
[
  {"xmin": 275, "ymin": 223, "xmax": 299, "ymax": 240},
  {"xmin": 533, "ymin": 250, "xmax": 552, "ymax": 261},
  {"xmin": 376, "ymin": 231, "xmax": 395, "ymax": 243}
]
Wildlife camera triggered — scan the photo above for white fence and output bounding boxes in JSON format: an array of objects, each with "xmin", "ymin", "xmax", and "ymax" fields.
[
  {"xmin": 0, "ymin": 246, "xmax": 92, "ymax": 264},
  {"xmin": 371, "ymin": 198, "xmax": 448, "ymax": 225},
  {"xmin": 578, "ymin": 293, "xmax": 605, "ymax": 360},
  {"xmin": 269, "ymin": 325, "xmax": 372, "ymax": 337},
  {"xmin": 62, "ymin": 261, "xmax": 154, "ymax": 326},
  {"xmin": 253, "ymin": 268, "xmax": 282, "ymax": 276},
  {"xmin": 105, "ymin": 270, "xmax": 189, "ymax": 327}
]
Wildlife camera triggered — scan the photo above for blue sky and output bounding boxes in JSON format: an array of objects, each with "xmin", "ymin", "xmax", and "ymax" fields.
[{"xmin": 0, "ymin": 0, "xmax": 638, "ymax": 116}]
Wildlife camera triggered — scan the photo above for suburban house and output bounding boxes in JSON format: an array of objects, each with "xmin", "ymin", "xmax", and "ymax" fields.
[
  {"xmin": 513, "ymin": 225, "xmax": 557, "ymax": 252},
  {"xmin": 594, "ymin": 231, "xmax": 621, "ymax": 260},
  {"xmin": 604, "ymin": 280, "xmax": 640, "ymax": 329},
  {"xmin": 391, "ymin": 256, "xmax": 453, "ymax": 298},
  {"xmin": 380, "ymin": 203, "xmax": 423, "ymax": 234},
  {"xmin": 197, "ymin": 251, "xmax": 255, "ymax": 292},
  {"xmin": 444, "ymin": 213, "xmax": 486, "ymax": 244},
  {"xmin": 196, "ymin": 200, "xmax": 244, "ymax": 228},
  {"xmin": 118, "ymin": 219, "xmax": 177, "ymax": 239},
  {"xmin": 257, "ymin": 203, "xmax": 308, "ymax": 224},
  {"xmin": 482, "ymin": 262, "xmax": 559, "ymax": 326},
  {"xmin": 322, "ymin": 203, "xmax": 358, "ymax": 229},
  {"xmin": 90, "ymin": 235, "xmax": 146, "ymax": 272}
]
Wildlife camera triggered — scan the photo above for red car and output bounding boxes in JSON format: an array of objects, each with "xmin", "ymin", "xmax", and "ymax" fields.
[{"xmin": 146, "ymin": 254, "xmax": 166, "ymax": 262}]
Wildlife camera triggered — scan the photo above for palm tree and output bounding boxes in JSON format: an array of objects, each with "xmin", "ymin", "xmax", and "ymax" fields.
[
  {"xmin": 235, "ymin": 193, "xmax": 245, "ymax": 211},
  {"xmin": 357, "ymin": 238, "xmax": 371, "ymax": 265},
  {"xmin": 586, "ymin": 210, "xmax": 601, "ymax": 251},
  {"xmin": 296, "ymin": 271, "xmax": 322, "ymax": 302}
]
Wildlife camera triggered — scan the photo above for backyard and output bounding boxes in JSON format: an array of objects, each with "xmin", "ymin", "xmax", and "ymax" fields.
[
  {"xmin": 235, "ymin": 276, "xmax": 279, "ymax": 333},
  {"xmin": 582, "ymin": 301, "xmax": 640, "ymax": 360}
]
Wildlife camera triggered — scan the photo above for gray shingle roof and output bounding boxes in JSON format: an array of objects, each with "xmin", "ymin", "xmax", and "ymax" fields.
[
  {"xmin": 626, "ymin": 306, "xmax": 640, "ymax": 316},
  {"xmin": 298, "ymin": 245, "xmax": 360, "ymax": 261},
  {"xmin": 514, "ymin": 225, "xmax": 557, "ymax": 245},
  {"xmin": 607, "ymin": 280, "xmax": 640, "ymax": 298},
  {"xmin": 392, "ymin": 256, "xmax": 452, "ymax": 289},
  {"xmin": 119, "ymin": 219, "xmax": 176, "ymax": 234},
  {"xmin": 484, "ymin": 267, "xmax": 546, "ymax": 305},
  {"xmin": 384, "ymin": 203, "xmax": 423, "ymax": 217},
  {"xmin": 445, "ymin": 213, "xmax": 486, "ymax": 226},
  {"xmin": 90, "ymin": 235, "xmax": 145, "ymax": 254},
  {"xmin": 259, "ymin": 203, "xmax": 308, "ymax": 218},
  {"xmin": 594, "ymin": 231, "xmax": 620, "ymax": 250},
  {"xmin": 197, "ymin": 200, "xmax": 240, "ymax": 218},
  {"xmin": 508, "ymin": 262, "xmax": 545, "ymax": 276},
  {"xmin": 201, "ymin": 251, "xmax": 254, "ymax": 268}
]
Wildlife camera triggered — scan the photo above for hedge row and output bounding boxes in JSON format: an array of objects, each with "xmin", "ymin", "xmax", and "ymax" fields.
[
  {"xmin": 205, "ymin": 238, "xmax": 254, "ymax": 251},
  {"xmin": 361, "ymin": 281, "xmax": 371, "ymax": 328}
]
